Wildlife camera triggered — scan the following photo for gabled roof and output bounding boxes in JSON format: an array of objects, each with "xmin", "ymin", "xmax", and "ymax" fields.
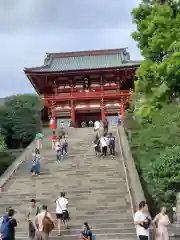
[{"xmin": 24, "ymin": 48, "xmax": 141, "ymax": 73}]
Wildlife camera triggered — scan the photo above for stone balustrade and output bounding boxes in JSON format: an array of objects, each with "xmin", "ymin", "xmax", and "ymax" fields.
[
  {"xmin": 0, "ymin": 139, "xmax": 36, "ymax": 192},
  {"xmin": 117, "ymin": 124, "xmax": 145, "ymax": 209}
]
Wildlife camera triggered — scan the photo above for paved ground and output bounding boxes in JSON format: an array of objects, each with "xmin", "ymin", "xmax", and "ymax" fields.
[{"xmin": 0, "ymin": 127, "xmax": 136, "ymax": 240}]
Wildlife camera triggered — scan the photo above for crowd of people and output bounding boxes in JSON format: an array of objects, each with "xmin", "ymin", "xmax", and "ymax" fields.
[
  {"xmin": 0, "ymin": 117, "xmax": 171, "ymax": 240},
  {"xmin": 0, "ymin": 193, "xmax": 93, "ymax": 240},
  {"xmin": 134, "ymin": 201, "xmax": 170, "ymax": 240},
  {"xmin": 92, "ymin": 119, "xmax": 115, "ymax": 158},
  {"xmin": 30, "ymin": 131, "xmax": 69, "ymax": 176}
]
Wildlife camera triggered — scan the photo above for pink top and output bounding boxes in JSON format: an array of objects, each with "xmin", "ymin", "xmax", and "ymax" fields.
[{"xmin": 51, "ymin": 134, "xmax": 57, "ymax": 140}]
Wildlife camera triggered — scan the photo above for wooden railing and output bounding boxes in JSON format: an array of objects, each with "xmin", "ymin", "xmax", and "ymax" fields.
[{"xmin": 41, "ymin": 90, "xmax": 132, "ymax": 101}]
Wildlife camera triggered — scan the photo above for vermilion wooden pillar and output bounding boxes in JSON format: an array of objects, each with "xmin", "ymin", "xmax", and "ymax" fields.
[
  {"xmin": 49, "ymin": 109, "xmax": 56, "ymax": 130},
  {"xmin": 71, "ymin": 100, "xmax": 76, "ymax": 127},
  {"xmin": 52, "ymin": 109, "xmax": 56, "ymax": 129},
  {"xmin": 101, "ymin": 106, "xmax": 105, "ymax": 121},
  {"xmin": 101, "ymin": 97, "xmax": 105, "ymax": 121},
  {"xmin": 71, "ymin": 108, "xmax": 75, "ymax": 126},
  {"xmin": 120, "ymin": 104, "xmax": 124, "ymax": 121}
]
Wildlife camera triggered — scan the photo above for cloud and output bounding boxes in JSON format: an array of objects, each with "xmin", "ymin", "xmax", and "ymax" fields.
[{"xmin": 0, "ymin": 0, "xmax": 141, "ymax": 97}]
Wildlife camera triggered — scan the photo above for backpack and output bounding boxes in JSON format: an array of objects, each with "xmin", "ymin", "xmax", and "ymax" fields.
[
  {"xmin": 0, "ymin": 217, "xmax": 4, "ymax": 227},
  {"xmin": 109, "ymin": 137, "xmax": 115, "ymax": 146},
  {"xmin": 42, "ymin": 211, "xmax": 54, "ymax": 234},
  {"xmin": 0, "ymin": 216, "xmax": 12, "ymax": 239}
]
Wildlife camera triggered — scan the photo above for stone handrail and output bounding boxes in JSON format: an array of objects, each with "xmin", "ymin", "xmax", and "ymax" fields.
[
  {"xmin": 0, "ymin": 139, "xmax": 36, "ymax": 192},
  {"xmin": 118, "ymin": 124, "xmax": 145, "ymax": 209},
  {"xmin": 117, "ymin": 124, "xmax": 157, "ymax": 240}
]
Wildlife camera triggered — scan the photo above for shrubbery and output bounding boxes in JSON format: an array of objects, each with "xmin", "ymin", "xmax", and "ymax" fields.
[
  {"xmin": 125, "ymin": 104, "xmax": 180, "ymax": 216},
  {"xmin": 0, "ymin": 94, "xmax": 43, "ymax": 176},
  {"xmin": 0, "ymin": 94, "xmax": 42, "ymax": 148},
  {"xmin": 0, "ymin": 134, "xmax": 15, "ymax": 175}
]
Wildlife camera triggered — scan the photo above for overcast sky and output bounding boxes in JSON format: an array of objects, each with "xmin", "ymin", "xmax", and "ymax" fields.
[{"xmin": 0, "ymin": 0, "xmax": 141, "ymax": 97}]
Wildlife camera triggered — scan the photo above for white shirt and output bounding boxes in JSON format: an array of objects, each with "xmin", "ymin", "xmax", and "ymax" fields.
[
  {"xmin": 55, "ymin": 145, "xmax": 61, "ymax": 151},
  {"xmin": 134, "ymin": 211, "xmax": 149, "ymax": 237},
  {"xmin": 55, "ymin": 141, "xmax": 60, "ymax": 147},
  {"xmin": 100, "ymin": 136, "xmax": 109, "ymax": 147},
  {"xmin": 55, "ymin": 197, "xmax": 68, "ymax": 214},
  {"xmin": 94, "ymin": 121, "xmax": 100, "ymax": 130}
]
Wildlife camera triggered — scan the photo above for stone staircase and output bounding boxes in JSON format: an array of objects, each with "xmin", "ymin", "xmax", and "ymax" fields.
[{"xmin": 0, "ymin": 127, "xmax": 137, "ymax": 240}]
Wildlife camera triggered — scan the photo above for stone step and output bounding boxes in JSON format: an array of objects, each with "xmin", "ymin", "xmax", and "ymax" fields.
[
  {"xmin": 1, "ymin": 193, "xmax": 129, "ymax": 201},
  {"xmin": 15, "ymin": 226, "xmax": 136, "ymax": 235},
  {"xmin": 0, "ymin": 200, "xmax": 129, "ymax": 209},
  {"xmin": 16, "ymin": 215, "xmax": 134, "ymax": 223},
  {"xmin": 3, "ymin": 209, "xmax": 133, "ymax": 220},
  {"xmin": 15, "ymin": 221, "xmax": 134, "ymax": 230},
  {"xmin": 4, "ymin": 183, "xmax": 127, "ymax": 190},
  {"xmin": 0, "ymin": 127, "xmax": 135, "ymax": 240},
  {"xmin": 15, "ymin": 232, "xmax": 136, "ymax": 240}
]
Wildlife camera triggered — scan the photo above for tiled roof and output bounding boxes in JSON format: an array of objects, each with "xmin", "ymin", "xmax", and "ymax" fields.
[{"xmin": 24, "ymin": 48, "xmax": 140, "ymax": 72}]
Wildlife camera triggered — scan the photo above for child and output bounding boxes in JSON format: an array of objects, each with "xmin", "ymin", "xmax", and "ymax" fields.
[
  {"xmin": 55, "ymin": 137, "xmax": 63, "ymax": 160},
  {"xmin": 93, "ymin": 134, "xmax": 101, "ymax": 156},
  {"xmin": 51, "ymin": 131, "xmax": 57, "ymax": 150},
  {"xmin": 108, "ymin": 133, "xmax": 115, "ymax": 156},
  {"xmin": 55, "ymin": 143, "xmax": 62, "ymax": 160},
  {"xmin": 62, "ymin": 135, "xmax": 68, "ymax": 155}
]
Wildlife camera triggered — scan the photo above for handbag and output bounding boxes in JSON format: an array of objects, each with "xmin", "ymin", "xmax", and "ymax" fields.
[
  {"xmin": 140, "ymin": 217, "xmax": 151, "ymax": 229},
  {"xmin": 42, "ymin": 211, "xmax": 54, "ymax": 233}
]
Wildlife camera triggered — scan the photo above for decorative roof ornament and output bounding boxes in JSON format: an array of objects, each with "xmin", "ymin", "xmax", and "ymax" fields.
[{"xmin": 44, "ymin": 54, "xmax": 51, "ymax": 65}]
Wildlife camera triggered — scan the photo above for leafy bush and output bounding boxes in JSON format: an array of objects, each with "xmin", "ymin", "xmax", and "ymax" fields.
[
  {"xmin": 0, "ymin": 94, "xmax": 42, "ymax": 148},
  {"xmin": 0, "ymin": 134, "xmax": 15, "ymax": 175},
  {"xmin": 125, "ymin": 103, "xmax": 180, "ymax": 216},
  {"xmin": 0, "ymin": 151, "xmax": 15, "ymax": 175}
]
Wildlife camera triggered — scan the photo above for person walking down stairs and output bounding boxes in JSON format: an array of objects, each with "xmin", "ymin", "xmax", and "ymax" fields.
[
  {"xmin": 26, "ymin": 199, "xmax": 40, "ymax": 240},
  {"xmin": 35, "ymin": 132, "xmax": 44, "ymax": 149},
  {"xmin": 93, "ymin": 134, "xmax": 101, "ymax": 156},
  {"xmin": 55, "ymin": 139, "xmax": 62, "ymax": 161},
  {"xmin": 55, "ymin": 192, "xmax": 70, "ymax": 236},
  {"xmin": 100, "ymin": 133, "xmax": 109, "ymax": 158},
  {"xmin": 30, "ymin": 149, "xmax": 41, "ymax": 176},
  {"xmin": 51, "ymin": 131, "xmax": 57, "ymax": 150},
  {"xmin": 61, "ymin": 135, "xmax": 68, "ymax": 156},
  {"xmin": 108, "ymin": 133, "xmax": 115, "ymax": 156},
  {"xmin": 35, "ymin": 205, "xmax": 54, "ymax": 240}
]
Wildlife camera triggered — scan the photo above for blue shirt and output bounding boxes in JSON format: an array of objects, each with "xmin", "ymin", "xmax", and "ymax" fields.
[{"xmin": 82, "ymin": 230, "xmax": 92, "ymax": 240}]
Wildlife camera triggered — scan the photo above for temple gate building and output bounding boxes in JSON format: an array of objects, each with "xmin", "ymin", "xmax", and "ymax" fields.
[{"xmin": 24, "ymin": 48, "xmax": 140, "ymax": 128}]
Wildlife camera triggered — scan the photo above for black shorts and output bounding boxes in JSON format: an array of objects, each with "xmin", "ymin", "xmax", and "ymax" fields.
[{"xmin": 56, "ymin": 213, "xmax": 63, "ymax": 219}]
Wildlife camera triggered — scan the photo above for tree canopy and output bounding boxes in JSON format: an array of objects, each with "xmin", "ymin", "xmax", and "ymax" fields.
[
  {"xmin": 127, "ymin": 0, "xmax": 180, "ymax": 216},
  {"xmin": 0, "ymin": 94, "xmax": 43, "ymax": 148},
  {"xmin": 131, "ymin": 0, "xmax": 180, "ymax": 118}
]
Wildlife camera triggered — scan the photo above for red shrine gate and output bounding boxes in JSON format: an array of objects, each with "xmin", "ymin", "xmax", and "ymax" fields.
[{"xmin": 24, "ymin": 48, "xmax": 140, "ymax": 128}]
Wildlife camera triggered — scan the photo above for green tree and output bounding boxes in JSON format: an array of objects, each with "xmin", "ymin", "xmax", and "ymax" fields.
[
  {"xmin": 0, "ymin": 133, "xmax": 15, "ymax": 175},
  {"xmin": 131, "ymin": 0, "xmax": 180, "ymax": 118},
  {"xmin": 0, "ymin": 94, "xmax": 43, "ymax": 148}
]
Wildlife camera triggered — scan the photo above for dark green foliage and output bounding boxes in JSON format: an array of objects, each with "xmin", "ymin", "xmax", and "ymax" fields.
[
  {"xmin": 0, "ymin": 94, "xmax": 43, "ymax": 148},
  {"xmin": 0, "ymin": 151, "xmax": 15, "ymax": 175},
  {"xmin": 0, "ymin": 134, "xmax": 15, "ymax": 175},
  {"xmin": 125, "ymin": 104, "xmax": 180, "ymax": 216}
]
